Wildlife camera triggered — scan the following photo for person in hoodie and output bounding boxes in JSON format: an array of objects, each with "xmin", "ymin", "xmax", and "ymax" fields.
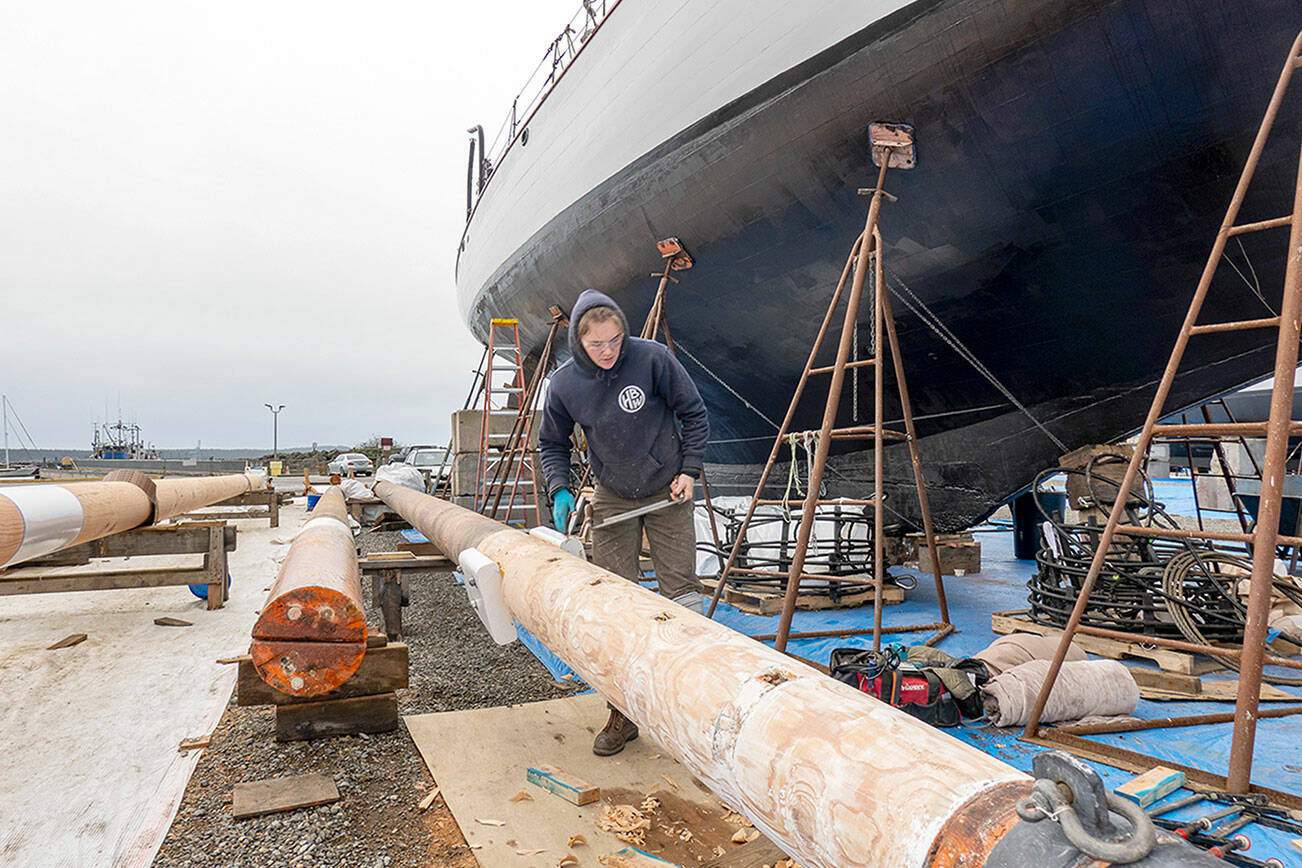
[{"xmin": 539, "ymin": 289, "xmax": 709, "ymax": 756}]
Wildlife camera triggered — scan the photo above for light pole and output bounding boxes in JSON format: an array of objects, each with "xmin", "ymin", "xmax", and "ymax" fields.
[{"xmin": 264, "ymin": 403, "xmax": 285, "ymax": 463}]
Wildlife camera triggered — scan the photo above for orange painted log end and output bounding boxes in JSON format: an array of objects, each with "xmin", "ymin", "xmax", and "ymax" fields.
[{"xmin": 250, "ymin": 638, "xmax": 367, "ymax": 696}]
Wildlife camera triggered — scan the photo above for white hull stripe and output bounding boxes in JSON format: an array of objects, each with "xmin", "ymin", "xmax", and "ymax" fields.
[{"xmin": 1, "ymin": 485, "xmax": 86, "ymax": 568}]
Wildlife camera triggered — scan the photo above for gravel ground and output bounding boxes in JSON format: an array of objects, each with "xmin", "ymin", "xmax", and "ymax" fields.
[{"xmin": 153, "ymin": 529, "xmax": 574, "ymax": 868}]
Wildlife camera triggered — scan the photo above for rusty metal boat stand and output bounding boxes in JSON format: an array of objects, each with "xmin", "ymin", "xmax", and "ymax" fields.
[
  {"xmin": 708, "ymin": 124, "xmax": 952, "ymax": 653},
  {"xmin": 1023, "ymin": 31, "xmax": 1302, "ymax": 799}
]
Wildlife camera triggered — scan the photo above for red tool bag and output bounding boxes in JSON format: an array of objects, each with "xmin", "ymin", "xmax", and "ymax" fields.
[{"xmin": 829, "ymin": 646, "xmax": 963, "ymax": 727}]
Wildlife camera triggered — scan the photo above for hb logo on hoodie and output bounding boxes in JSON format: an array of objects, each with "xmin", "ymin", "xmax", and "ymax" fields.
[{"xmin": 618, "ymin": 385, "xmax": 646, "ymax": 413}]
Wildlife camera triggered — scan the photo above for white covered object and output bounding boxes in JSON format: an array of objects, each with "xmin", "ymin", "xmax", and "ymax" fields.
[
  {"xmin": 375, "ymin": 463, "xmax": 426, "ymax": 492},
  {"xmin": 527, "ymin": 526, "xmax": 586, "ymax": 559}
]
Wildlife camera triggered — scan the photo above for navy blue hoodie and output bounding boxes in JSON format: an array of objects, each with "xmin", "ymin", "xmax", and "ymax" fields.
[{"xmin": 539, "ymin": 290, "xmax": 709, "ymax": 500}]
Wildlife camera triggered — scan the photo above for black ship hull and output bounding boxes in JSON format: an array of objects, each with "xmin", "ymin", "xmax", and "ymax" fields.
[{"xmin": 457, "ymin": 0, "xmax": 1302, "ymax": 530}]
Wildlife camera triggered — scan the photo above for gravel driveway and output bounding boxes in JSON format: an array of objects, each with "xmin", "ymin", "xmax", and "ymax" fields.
[{"xmin": 153, "ymin": 529, "xmax": 574, "ymax": 868}]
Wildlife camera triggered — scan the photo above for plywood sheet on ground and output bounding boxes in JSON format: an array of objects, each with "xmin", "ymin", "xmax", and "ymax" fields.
[{"xmin": 404, "ymin": 693, "xmax": 772, "ymax": 868}]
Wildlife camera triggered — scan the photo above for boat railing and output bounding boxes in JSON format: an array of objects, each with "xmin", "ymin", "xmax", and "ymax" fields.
[{"xmin": 467, "ymin": 0, "xmax": 613, "ymax": 219}]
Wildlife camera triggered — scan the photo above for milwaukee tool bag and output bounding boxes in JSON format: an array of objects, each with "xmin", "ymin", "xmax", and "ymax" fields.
[{"xmin": 829, "ymin": 646, "xmax": 963, "ymax": 728}]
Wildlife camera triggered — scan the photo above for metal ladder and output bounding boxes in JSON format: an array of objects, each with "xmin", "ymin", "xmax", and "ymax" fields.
[
  {"xmin": 1022, "ymin": 31, "xmax": 1302, "ymax": 794},
  {"xmin": 475, "ymin": 318, "xmax": 541, "ymax": 524}
]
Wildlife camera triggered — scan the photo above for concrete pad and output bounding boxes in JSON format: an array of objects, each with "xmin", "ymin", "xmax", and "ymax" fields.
[
  {"xmin": 404, "ymin": 693, "xmax": 762, "ymax": 868},
  {"xmin": 0, "ymin": 503, "xmax": 307, "ymax": 867}
]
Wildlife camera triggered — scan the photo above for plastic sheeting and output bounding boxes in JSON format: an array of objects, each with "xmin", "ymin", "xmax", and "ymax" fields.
[
  {"xmin": 0, "ymin": 505, "xmax": 304, "ymax": 867},
  {"xmin": 374, "ymin": 463, "xmax": 425, "ymax": 492}
]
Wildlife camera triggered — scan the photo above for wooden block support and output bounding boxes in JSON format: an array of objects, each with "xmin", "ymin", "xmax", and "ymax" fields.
[
  {"xmin": 526, "ymin": 764, "xmax": 599, "ymax": 805},
  {"xmin": 275, "ymin": 692, "xmax": 398, "ymax": 741},
  {"xmin": 1127, "ymin": 667, "xmax": 1201, "ymax": 695},
  {"xmin": 599, "ymin": 848, "xmax": 680, "ymax": 868},
  {"xmin": 905, "ymin": 532, "xmax": 981, "ymax": 576},
  {"xmin": 701, "ymin": 579, "xmax": 902, "ymax": 616},
  {"xmin": 237, "ymin": 642, "xmax": 409, "ymax": 706},
  {"xmin": 1115, "ymin": 767, "xmax": 1185, "ymax": 808},
  {"xmin": 701, "ymin": 836, "xmax": 789, "ymax": 868},
  {"xmin": 232, "ymin": 773, "xmax": 339, "ymax": 819},
  {"xmin": 991, "ymin": 610, "xmax": 1222, "ymax": 675}
]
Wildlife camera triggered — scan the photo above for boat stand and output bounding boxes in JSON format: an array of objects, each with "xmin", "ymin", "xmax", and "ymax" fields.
[
  {"xmin": 1023, "ymin": 32, "xmax": 1302, "ymax": 796},
  {"xmin": 709, "ymin": 123, "xmax": 952, "ymax": 653},
  {"xmin": 637, "ymin": 237, "xmax": 727, "ymax": 579}
]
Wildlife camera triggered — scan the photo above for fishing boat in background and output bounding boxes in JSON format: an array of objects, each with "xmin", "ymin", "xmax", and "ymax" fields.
[{"xmin": 457, "ymin": 0, "xmax": 1302, "ymax": 530}]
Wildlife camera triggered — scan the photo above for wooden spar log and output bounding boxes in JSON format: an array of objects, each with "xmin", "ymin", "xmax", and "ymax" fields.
[
  {"xmin": 250, "ymin": 487, "xmax": 366, "ymax": 696},
  {"xmin": 0, "ymin": 481, "xmax": 152, "ymax": 568},
  {"xmin": 0, "ymin": 470, "xmax": 267, "ymax": 569},
  {"xmin": 154, "ymin": 471, "xmax": 266, "ymax": 522},
  {"xmin": 371, "ymin": 482, "xmax": 1028, "ymax": 868}
]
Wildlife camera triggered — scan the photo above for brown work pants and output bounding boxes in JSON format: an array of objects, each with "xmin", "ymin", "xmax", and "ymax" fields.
[{"xmin": 591, "ymin": 483, "xmax": 700, "ymax": 600}]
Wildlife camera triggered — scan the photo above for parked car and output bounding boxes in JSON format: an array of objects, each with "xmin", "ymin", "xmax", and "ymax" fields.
[
  {"xmin": 405, "ymin": 447, "xmax": 449, "ymax": 487},
  {"xmin": 327, "ymin": 452, "xmax": 374, "ymax": 476}
]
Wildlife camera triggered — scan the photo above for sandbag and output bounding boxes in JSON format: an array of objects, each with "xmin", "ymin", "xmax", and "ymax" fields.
[
  {"xmin": 972, "ymin": 633, "xmax": 1087, "ymax": 676},
  {"xmin": 980, "ymin": 658, "xmax": 1139, "ymax": 727}
]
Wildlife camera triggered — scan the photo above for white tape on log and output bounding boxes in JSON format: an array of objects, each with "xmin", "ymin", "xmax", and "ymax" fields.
[
  {"xmin": 527, "ymin": 525, "xmax": 586, "ymax": 559},
  {"xmin": 0, "ymin": 485, "xmax": 86, "ymax": 567}
]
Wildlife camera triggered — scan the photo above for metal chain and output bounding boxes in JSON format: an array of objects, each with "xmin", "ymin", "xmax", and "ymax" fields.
[
  {"xmin": 883, "ymin": 266, "xmax": 1068, "ymax": 452},
  {"xmin": 674, "ymin": 340, "xmax": 781, "ymax": 431}
]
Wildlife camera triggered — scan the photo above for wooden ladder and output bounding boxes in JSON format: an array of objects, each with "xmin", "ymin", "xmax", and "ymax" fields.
[{"xmin": 1023, "ymin": 31, "xmax": 1302, "ymax": 794}]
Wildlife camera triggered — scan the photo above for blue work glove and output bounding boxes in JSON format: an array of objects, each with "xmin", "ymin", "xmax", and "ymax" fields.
[{"xmin": 551, "ymin": 488, "xmax": 576, "ymax": 533}]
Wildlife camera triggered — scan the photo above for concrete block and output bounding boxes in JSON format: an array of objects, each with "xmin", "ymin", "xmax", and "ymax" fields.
[{"xmin": 451, "ymin": 409, "xmax": 539, "ymax": 454}]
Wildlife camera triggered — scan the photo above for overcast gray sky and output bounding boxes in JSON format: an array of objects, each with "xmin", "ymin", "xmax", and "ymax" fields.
[{"xmin": 1, "ymin": 0, "xmax": 576, "ymax": 451}]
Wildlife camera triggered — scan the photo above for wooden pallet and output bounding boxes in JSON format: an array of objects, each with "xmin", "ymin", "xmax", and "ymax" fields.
[
  {"xmin": 991, "ymin": 610, "xmax": 1222, "ymax": 675},
  {"xmin": 703, "ymin": 578, "xmax": 903, "ymax": 616}
]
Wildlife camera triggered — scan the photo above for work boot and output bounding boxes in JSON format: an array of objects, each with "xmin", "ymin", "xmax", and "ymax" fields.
[
  {"xmin": 592, "ymin": 705, "xmax": 639, "ymax": 756},
  {"xmin": 671, "ymin": 590, "xmax": 705, "ymax": 615}
]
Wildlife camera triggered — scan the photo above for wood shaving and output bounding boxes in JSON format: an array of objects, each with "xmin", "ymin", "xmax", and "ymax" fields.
[
  {"xmin": 567, "ymin": 835, "xmax": 588, "ymax": 848},
  {"xmin": 475, "ymin": 817, "xmax": 507, "ymax": 827},
  {"xmin": 659, "ymin": 774, "xmax": 679, "ymax": 790},
  {"xmin": 559, "ymin": 856, "xmax": 579, "ymax": 867},
  {"xmin": 747, "ymin": 829, "xmax": 761, "ymax": 842},
  {"xmin": 516, "ymin": 849, "xmax": 546, "ymax": 855},
  {"xmin": 712, "ymin": 845, "xmax": 727, "ymax": 857},
  {"xmin": 598, "ymin": 804, "xmax": 651, "ymax": 845},
  {"xmin": 731, "ymin": 828, "xmax": 750, "ymax": 844},
  {"xmin": 645, "ymin": 783, "xmax": 660, "ymax": 796},
  {"xmin": 508, "ymin": 790, "xmax": 533, "ymax": 802},
  {"xmin": 721, "ymin": 808, "xmax": 752, "ymax": 827},
  {"xmin": 639, "ymin": 796, "xmax": 660, "ymax": 814},
  {"xmin": 418, "ymin": 788, "xmax": 440, "ymax": 811},
  {"xmin": 648, "ymin": 754, "xmax": 661, "ymax": 760}
]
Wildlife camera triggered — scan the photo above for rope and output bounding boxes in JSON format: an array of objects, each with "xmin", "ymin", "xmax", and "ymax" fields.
[{"xmin": 883, "ymin": 266, "xmax": 1068, "ymax": 452}]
